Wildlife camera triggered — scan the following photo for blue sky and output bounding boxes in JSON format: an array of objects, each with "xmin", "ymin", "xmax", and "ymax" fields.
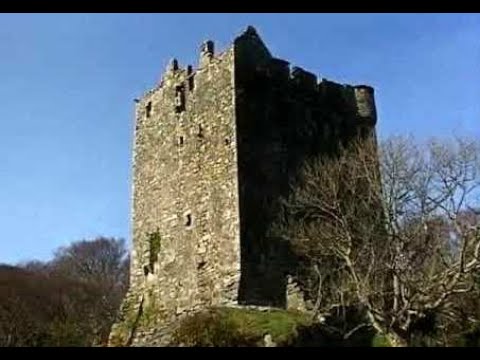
[{"xmin": 0, "ymin": 13, "xmax": 479, "ymax": 264}]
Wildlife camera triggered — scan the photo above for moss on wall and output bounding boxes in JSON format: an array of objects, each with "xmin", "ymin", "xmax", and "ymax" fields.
[{"xmin": 147, "ymin": 231, "xmax": 161, "ymax": 271}]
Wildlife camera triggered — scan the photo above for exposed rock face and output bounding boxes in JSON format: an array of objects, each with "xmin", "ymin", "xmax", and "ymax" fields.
[{"xmin": 109, "ymin": 26, "xmax": 378, "ymax": 346}]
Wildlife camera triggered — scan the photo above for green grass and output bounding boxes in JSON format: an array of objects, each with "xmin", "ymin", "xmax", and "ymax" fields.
[
  {"xmin": 371, "ymin": 333, "xmax": 392, "ymax": 347},
  {"xmin": 171, "ymin": 307, "xmax": 312, "ymax": 346},
  {"xmin": 221, "ymin": 307, "xmax": 311, "ymax": 344}
]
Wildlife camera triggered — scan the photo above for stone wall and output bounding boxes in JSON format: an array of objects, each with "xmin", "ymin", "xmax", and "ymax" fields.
[
  {"xmin": 110, "ymin": 44, "xmax": 242, "ymax": 346},
  {"xmin": 233, "ymin": 27, "xmax": 377, "ymax": 309}
]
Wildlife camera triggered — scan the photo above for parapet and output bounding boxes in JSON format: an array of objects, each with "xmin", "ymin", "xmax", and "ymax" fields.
[
  {"xmin": 199, "ymin": 40, "xmax": 215, "ymax": 67},
  {"xmin": 269, "ymin": 58, "xmax": 290, "ymax": 83},
  {"xmin": 290, "ymin": 67, "xmax": 317, "ymax": 92},
  {"xmin": 318, "ymin": 78, "xmax": 345, "ymax": 97},
  {"xmin": 142, "ymin": 24, "xmax": 377, "ymax": 130},
  {"xmin": 168, "ymin": 58, "xmax": 179, "ymax": 72},
  {"xmin": 353, "ymin": 85, "xmax": 376, "ymax": 122}
]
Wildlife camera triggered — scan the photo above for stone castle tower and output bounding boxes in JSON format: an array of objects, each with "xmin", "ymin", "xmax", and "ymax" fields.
[{"xmin": 109, "ymin": 26, "xmax": 377, "ymax": 346}]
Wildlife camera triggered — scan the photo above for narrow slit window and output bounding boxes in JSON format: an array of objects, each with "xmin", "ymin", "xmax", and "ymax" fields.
[
  {"xmin": 188, "ymin": 75, "xmax": 195, "ymax": 91},
  {"xmin": 145, "ymin": 102, "xmax": 152, "ymax": 118},
  {"xmin": 143, "ymin": 265, "xmax": 150, "ymax": 276},
  {"xmin": 187, "ymin": 65, "xmax": 195, "ymax": 91},
  {"xmin": 175, "ymin": 85, "xmax": 185, "ymax": 113},
  {"xmin": 185, "ymin": 213, "xmax": 192, "ymax": 228},
  {"xmin": 178, "ymin": 136, "xmax": 184, "ymax": 146}
]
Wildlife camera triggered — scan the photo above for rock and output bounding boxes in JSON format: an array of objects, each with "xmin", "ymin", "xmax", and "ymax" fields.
[{"xmin": 263, "ymin": 334, "xmax": 276, "ymax": 347}]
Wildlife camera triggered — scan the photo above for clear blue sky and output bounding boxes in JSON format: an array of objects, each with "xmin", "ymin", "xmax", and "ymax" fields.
[{"xmin": 0, "ymin": 13, "xmax": 479, "ymax": 264}]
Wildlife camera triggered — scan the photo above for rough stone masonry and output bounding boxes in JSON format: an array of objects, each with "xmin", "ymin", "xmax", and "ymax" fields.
[{"xmin": 108, "ymin": 26, "xmax": 378, "ymax": 346}]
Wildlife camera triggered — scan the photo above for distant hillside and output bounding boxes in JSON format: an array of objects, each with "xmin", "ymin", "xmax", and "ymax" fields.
[
  {"xmin": 0, "ymin": 237, "xmax": 129, "ymax": 347},
  {"xmin": 0, "ymin": 262, "xmax": 102, "ymax": 346}
]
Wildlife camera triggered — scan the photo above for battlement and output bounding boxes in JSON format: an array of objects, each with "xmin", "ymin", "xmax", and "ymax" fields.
[
  {"xmin": 290, "ymin": 66, "xmax": 317, "ymax": 91},
  {"xmin": 140, "ymin": 26, "xmax": 376, "ymax": 129}
]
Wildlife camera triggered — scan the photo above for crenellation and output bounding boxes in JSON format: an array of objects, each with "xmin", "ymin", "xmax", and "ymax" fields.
[
  {"xmin": 353, "ymin": 85, "xmax": 377, "ymax": 123},
  {"xmin": 290, "ymin": 66, "xmax": 317, "ymax": 91},
  {"xmin": 268, "ymin": 58, "xmax": 290, "ymax": 84},
  {"xmin": 200, "ymin": 40, "xmax": 214, "ymax": 56},
  {"xmin": 169, "ymin": 58, "xmax": 179, "ymax": 72},
  {"xmin": 199, "ymin": 40, "xmax": 215, "ymax": 67}
]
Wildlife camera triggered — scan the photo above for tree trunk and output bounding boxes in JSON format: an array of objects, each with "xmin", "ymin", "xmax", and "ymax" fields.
[{"xmin": 365, "ymin": 309, "xmax": 409, "ymax": 347}]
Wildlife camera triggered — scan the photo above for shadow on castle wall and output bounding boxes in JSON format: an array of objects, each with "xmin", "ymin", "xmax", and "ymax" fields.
[{"xmin": 233, "ymin": 27, "xmax": 377, "ymax": 308}]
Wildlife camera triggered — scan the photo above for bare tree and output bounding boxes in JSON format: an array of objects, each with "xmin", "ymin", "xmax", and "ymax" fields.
[
  {"xmin": 277, "ymin": 135, "xmax": 480, "ymax": 346},
  {"xmin": 51, "ymin": 237, "xmax": 129, "ymax": 289},
  {"xmin": 0, "ymin": 263, "xmax": 102, "ymax": 346},
  {"xmin": 0, "ymin": 237, "xmax": 130, "ymax": 347},
  {"xmin": 50, "ymin": 237, "xmax": 130, "ymax": 345}
]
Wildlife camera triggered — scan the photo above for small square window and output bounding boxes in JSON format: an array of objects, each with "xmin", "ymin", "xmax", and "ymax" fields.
[
  {"xmin": 143, "ymin": 265, "xmax": 150, "ymax": 276},
  {"xmin": 185, "ymin": 213, "xmax": 193, "ymax": 228}
]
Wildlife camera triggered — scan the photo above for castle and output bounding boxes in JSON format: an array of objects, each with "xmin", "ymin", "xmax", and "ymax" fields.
[{"xmin": 109, "ymin": 26, "xmax": 378, "ymax": 346}]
